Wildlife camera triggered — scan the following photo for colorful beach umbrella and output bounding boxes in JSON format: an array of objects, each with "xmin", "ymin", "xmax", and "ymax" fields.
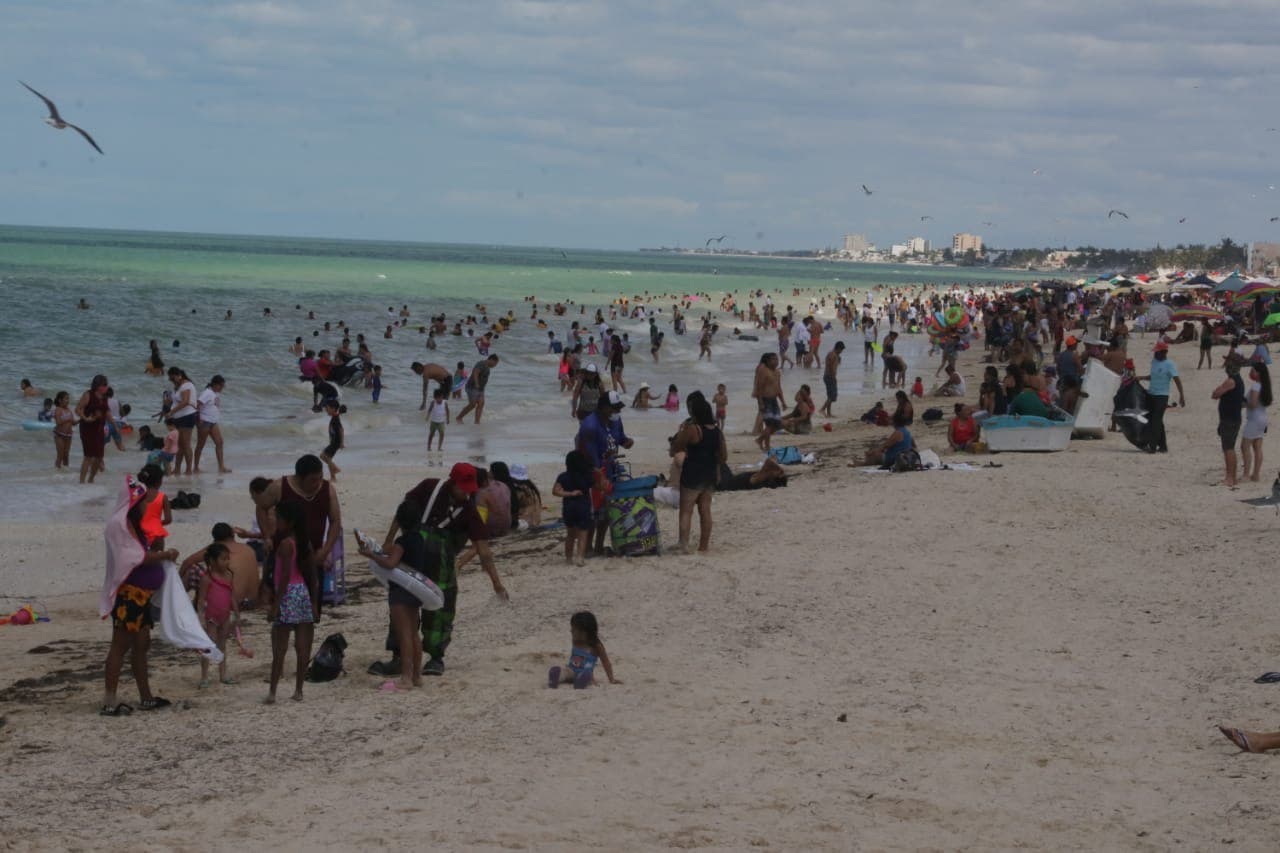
[
  {"xmin": 1171, "ymin": 306, "xmax": 1224, "ymax": 322},
  {"xmin": 1236, "ymin": 282, "xmax": 1280, "ymax": 300}
]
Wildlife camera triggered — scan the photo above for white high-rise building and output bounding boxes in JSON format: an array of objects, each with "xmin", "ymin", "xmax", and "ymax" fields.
[
  {"xmin": 843, "ymin": 233, "xmax": 871, "ymax": 253},
  {"xmin": 907, "ymin": 237, "xmax": 930, "ymax": 254}
]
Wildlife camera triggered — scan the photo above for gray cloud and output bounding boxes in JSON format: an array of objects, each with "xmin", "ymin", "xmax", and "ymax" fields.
[{"xmin": 4, "ymin": 0, "xmax": 1279, "ymax": 249}]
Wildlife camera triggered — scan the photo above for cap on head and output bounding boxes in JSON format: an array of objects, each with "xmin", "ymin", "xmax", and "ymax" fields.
[
  {"xmin": 1153, "ymin": 341, "xmax": 1170, "ymax": 352},
  {"xmin": 449, "ymin": 462, "xmax": 480, "ymax": 493},
  {"xmin": 607, "ymin": 390, "xmax": 626, "ymax": 408},
  {"xmin": 1065, "ymin": 336, "xmax": 1078, "ymax": 347},
  {"xmin": 509, "ymin": 463, "xmax": 529, "ymax": 480},
  {"xmin": 585, "ymin": 363, "xmax": 598, "ymax": 373}
]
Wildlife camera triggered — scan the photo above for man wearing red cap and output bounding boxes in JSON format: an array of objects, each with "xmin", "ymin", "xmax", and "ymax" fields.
[
  {"xmin": 368, "ymin": 461, "xmax": 507, "ymax": 677},
  {"xmin": 1137, "ymin": 341, "xmax": 1185, "ymax": 453}
]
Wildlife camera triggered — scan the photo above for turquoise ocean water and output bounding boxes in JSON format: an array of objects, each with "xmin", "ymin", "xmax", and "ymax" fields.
[{"xmin": 0, "ymin": 224, "xmax": 1036, "ymax": 520}]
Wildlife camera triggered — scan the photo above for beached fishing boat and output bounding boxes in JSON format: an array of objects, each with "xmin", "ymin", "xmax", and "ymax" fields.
[{"xmin": 982, "ymin": 414, "xmax": 1074, "ymax": 452}]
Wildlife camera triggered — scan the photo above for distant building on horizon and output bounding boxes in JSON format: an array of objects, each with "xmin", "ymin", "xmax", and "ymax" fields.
[
  {"xmin": 953, "ymin": 233, "xmax": 984, "ymax": 255},
  {"xmin": 1249, "ymin": 241, "xmax": 1280, "ymax": 275},
  {"xmin": 843, "ymin": 233, "xmax": 871, "ymax": 253},
  {"xmin": 907, "ymin": 236, "xmax": 930, "ymax": 254},
  {"xmin": 890, "ymin": 243, "xmax": 909, "ymax": 258}
]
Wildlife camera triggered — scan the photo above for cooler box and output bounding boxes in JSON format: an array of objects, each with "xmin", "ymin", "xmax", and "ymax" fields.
[{"xmin": 606, "ymin": 475, "xmax": 661, "ymax": 556}]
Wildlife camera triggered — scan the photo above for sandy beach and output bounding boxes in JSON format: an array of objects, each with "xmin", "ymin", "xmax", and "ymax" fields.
[{"xmin": 2, "ymin": 331, "xmax": 1279, "ymax": 850}]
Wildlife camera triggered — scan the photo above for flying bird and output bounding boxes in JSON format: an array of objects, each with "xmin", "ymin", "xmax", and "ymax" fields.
[
  {"xmin": 981, "ymin": 221, "xmax": 995, "ymax": 227},
  {"xmin": 1032, "ymin": 169, "xmax": 1042, "ymax": 176},
  {"xmin": 704, "ymin": 234, "xmax": 728, "ymax": 248},
  {"xmin": 1271, "ymin": 217, "xmax": 1279, "ymax": 223},
  {"xmin": 920, "ymin": 215, "xmax": 932, "ymax": 221},
  {"xmin": 861, "ymin": 184, "xmax": 873, "ymax": 195},
  {"xmin": 559, "ymin": 250, "xmax": 568, "ymax": 260},
  {"xmin": 1108, "ymin": 209, "xmax": 1129, "ymax": 219},
  {"xmin": 19, "ymin": 81, "xmax": 103, "ymax": 154},
  {"xmin": 1178, "ymin": 217, "xmax": 1186, "ymax": 223}
]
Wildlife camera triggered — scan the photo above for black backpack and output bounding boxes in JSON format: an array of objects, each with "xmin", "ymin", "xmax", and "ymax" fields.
[
  {"xmin": 893, "ymin": 448, "xmax": 923, "ymax": 473},
  {"xmin": 306, "ymin": 633, "xmax": 348, "ymax": 682}
]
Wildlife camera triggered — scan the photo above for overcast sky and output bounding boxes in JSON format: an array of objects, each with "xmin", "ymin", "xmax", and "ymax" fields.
[{"xmin": 3, "ymin": 1, "xmax": 1279, "ymax": 251}]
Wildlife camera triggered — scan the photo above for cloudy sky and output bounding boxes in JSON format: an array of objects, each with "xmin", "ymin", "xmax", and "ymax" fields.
[{"xmin": 3, "ymin": 1, "xmax": 1279, "ymax": 251}]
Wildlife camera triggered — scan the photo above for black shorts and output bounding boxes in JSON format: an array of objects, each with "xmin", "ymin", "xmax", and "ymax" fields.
[
  {"xmin": 864, "ymin": 341, "xmax": 874, "ymax": 353},
  {"xmin": 388, "ymin": 581, "xmax": 421, "ymax": 609},
  {"xmin": 563, "ymin": 502, "xmax": 595, "ymax": 531},
  {"xmin": 173, "ymin": 413, "xmax": 197, "ymax": 430},
  {"xmin": 323, "ymin": 443, "xmax": 340, "ymax": 459},
  {"xmin": 823, "ymin": 375, "xmax": 838, "ymax": 400},
  {"xmin": 1219, "ymin": 420, "xmax": 1241, "ymax": 451}
]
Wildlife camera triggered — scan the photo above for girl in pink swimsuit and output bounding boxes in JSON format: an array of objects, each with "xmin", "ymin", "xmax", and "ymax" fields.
[{"xmin": 196, "ymin": 543, "xmax": 239, "ymax": 688}]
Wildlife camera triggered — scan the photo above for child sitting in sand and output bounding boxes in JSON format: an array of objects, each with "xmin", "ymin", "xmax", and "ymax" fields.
[
  {"xmin": 713, "ymin": 383, "xmax": 728, "ymax": 431},
  {"xmin": 548, "ymin": 611, "xmax": 619, "ymax": 689},
  {"xmin": 196, "ymin": 543, "xmax": 240, "ymax": 688},
  {"xmin": 911, "ymin": 377, "xmax": 925, "ymax": 398},
  {"xmin": 631, "ymin": 382, "xmax": 654, "ymax": 409},
  {"xmin": 948, "ymin": 404, "xmax": 979, "ymax": 451},
  {"xmin": 149, "ymin": 418, "xmax": 179, "ymax": 474},
  {"xmin": 663, "ymin": 384, "xmax": 680, "ymax": 412}
]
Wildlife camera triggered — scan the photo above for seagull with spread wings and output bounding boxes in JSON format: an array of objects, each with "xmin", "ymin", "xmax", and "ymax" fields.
[
  {"xmin": 19, "ymin": 81, "xmax": 103, "ymax": 154},
  {"xmin": 920, "ymin": 215, "xmax": 932, "ymax": 221},
  {"xmin": 704, "ymin": 235, "xmax": 728, "ymax": 248},
  {"xmin": 1108, "ymin": 209, "xmax": 1129, "ymax": 219},
  {"xmin": 861, "ymin": 184, "xmax": 873, "ymax": 195}
]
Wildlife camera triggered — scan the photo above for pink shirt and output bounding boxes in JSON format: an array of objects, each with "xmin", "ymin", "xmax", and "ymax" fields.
[{"xmin": 163, "ymin": 429, "xmax": 179, "ymax": 454}]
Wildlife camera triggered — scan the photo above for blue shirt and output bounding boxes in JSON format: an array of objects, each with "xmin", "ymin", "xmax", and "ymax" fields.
[
  {"xmin": 1148, "ymin": 358, "xmax": 1178, "ymax": 396},
  {"xmin": 576, "ymin": 412, "xmax": 630, "ymax": 479}
]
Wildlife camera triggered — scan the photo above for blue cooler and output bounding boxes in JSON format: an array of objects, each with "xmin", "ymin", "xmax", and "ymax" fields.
[{"xmin": 606, "ymin": 475, "xmax": 660, "ymax": 556}]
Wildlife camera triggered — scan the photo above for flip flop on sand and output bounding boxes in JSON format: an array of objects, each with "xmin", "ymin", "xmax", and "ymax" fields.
[
  {"xmin": 1254, "ymin": 672, "xmax": 1280, "ymax": 684},
  {"xmin": 99, "ymin": 703, "xmax": 132, "ymax": 717},
  {"xmin": 573, "ymin": 671, "xmax": 593, "ymax": 690},
  {"xmin": 138, "ymin": 697, "xmax": 171, "ymax": 711},
  {"xmin": 378, "ymin": 680, "xmax": 403, "ymax": 693},
  {"xmin": 1218, "ymin": 725, "xmax": 1256, "ymax": 753},
  {"xmin": 547, "ymin": 666, "xmax": 562, "ymax": 689}
]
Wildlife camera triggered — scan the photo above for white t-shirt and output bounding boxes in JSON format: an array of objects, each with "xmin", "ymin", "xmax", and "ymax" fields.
[
  {"xmin": 197, "ymin": 387, "xmax": 221, "ymax": 424},
  {"xmin": 428, "ymin": 400, "xmax": 448, "ymax": 424},
  {"xmin": 171, "ymin": 381, "xmax": 198, "ymax": 419}
]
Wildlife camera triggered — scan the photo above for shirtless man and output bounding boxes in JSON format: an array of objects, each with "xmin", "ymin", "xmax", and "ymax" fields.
[
  {"xmin": 180, "ymin": 522, "xmax": 262, "ymax": 606},
  {"xmin": 752, "ymin": 352, "xmax": 784, "ymax": 451},
  {"xmin": 1100, "ymin": 338, "xmax": 1127, "ymax": 375},
  {"xmin": 820, "ymin": 342, "xmax": 845, "ymax": 417},
  {"xmin": 411, "ymin": 362, "xmax": 453, "ymax": 410},
  {"xmin": 457, "ymin": 354, "xmax": 499, "ymax": 424}
]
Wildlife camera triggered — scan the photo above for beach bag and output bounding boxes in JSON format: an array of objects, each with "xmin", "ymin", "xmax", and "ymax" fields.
[
  {"xmin": 606, "ymin": 476, "xmax": 660, "ymax": 556},
  {"xmin": 171, "ymin": 490, "xmax": 201, "ymax": 510},
  {"xmin": 892, "ymin": 448, "xmax": 922, "ymax": 473},
  {"xmin": 768, "ymin": 446, "xmax": 804, "ymax": 465},
  {"xmin": 306, "ymin": 632, "xmax": 347, "ymax": 682},
  {"xmin": 922, "ymin": 407, "xmax": 944, "ymax": 423}
]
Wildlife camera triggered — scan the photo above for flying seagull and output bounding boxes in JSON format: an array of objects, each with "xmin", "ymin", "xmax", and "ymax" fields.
[
  {"xmin": 1032, "ymin": 169, "xmax": 1042, "ymax": 176},
  {"xmin": 19, "ymin": 81, "xmax": 103, "ymax": 154},
  {"xmin": 559, "ymin": 250, "xmax": 568, "ymax": 261},
  {"xmin": 1271, "ymin": 217, "xmax": 1279, "ymax": 223},
  {"xmin": 920, "ymin": 215, "xmax": 932, "ymax": 221},
  {"xmin": 1178, "ymin": 217, "xmax": 1186, "ymax": 223},
  {"xmin": 1108, "ymin": 209, "xmax": 1129, "ymax": 219},
  {"xmin": 981, "ymin": 221, "xmax": 995, "ymax": 227},
  {"xmin": 704, "ymin": 234, "xmax": 727, "ymax": 247},
  {"xmin": 861, "ymin": 184, "xmax": 873, "ymax": 195}
]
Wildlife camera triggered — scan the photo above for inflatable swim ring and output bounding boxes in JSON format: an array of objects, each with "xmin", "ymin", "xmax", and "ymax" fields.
[
  {"xmin": 354, "ymin": 530, "xmax": 444, "ymax": 610},
  {"xmin": 944, "ymin": 306, "xmax": 964, "ymax": 326},
  {"xmin": 21, "ymin": 420, "xmax": 54, "ymax": 431}
]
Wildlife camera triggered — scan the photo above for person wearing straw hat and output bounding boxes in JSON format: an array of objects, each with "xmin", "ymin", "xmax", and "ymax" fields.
[{"xmin": 631, "ymin": 381, "xmax": 654, "ymax": 410}]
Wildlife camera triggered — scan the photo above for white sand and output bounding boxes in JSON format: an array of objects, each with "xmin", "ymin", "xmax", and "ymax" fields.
[{"xmin": 2, "ymin": 338, "xmax": 1278, "ymax": 849}]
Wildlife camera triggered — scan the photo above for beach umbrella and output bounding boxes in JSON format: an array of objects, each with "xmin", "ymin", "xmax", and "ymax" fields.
[
  {"xmin": 1214, "ymin": 272, "xmax": 1248, "ymax": 294},
  {"xmin": 1237, "ymin": 282, "xmax": 1280, "ymax": 300},
  {"xmin": 1263, "ymin": 312, "xmax": 1280, "ymax": 328},
  {"xmin": 1010, "ymin": 287, "xmax": 1037, "ymax": 298},
  {"xmin": 1144, "ymin": 303, "xmax": 1174, "ymax": 329},
  {"xmin": 1171, "ymin": 306, "xmax": 1224, "ymax": 322}
]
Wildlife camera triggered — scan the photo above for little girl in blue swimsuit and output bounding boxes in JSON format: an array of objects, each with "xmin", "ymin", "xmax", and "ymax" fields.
[{"xmin": 548, "ymin": 611, "xmax": 620, "ymax": 689}]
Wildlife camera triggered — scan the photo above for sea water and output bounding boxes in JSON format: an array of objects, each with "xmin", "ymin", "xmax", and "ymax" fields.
[{"xmin": 0, "ymin": 224, "xmax": 1035, "ymax": 521}]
